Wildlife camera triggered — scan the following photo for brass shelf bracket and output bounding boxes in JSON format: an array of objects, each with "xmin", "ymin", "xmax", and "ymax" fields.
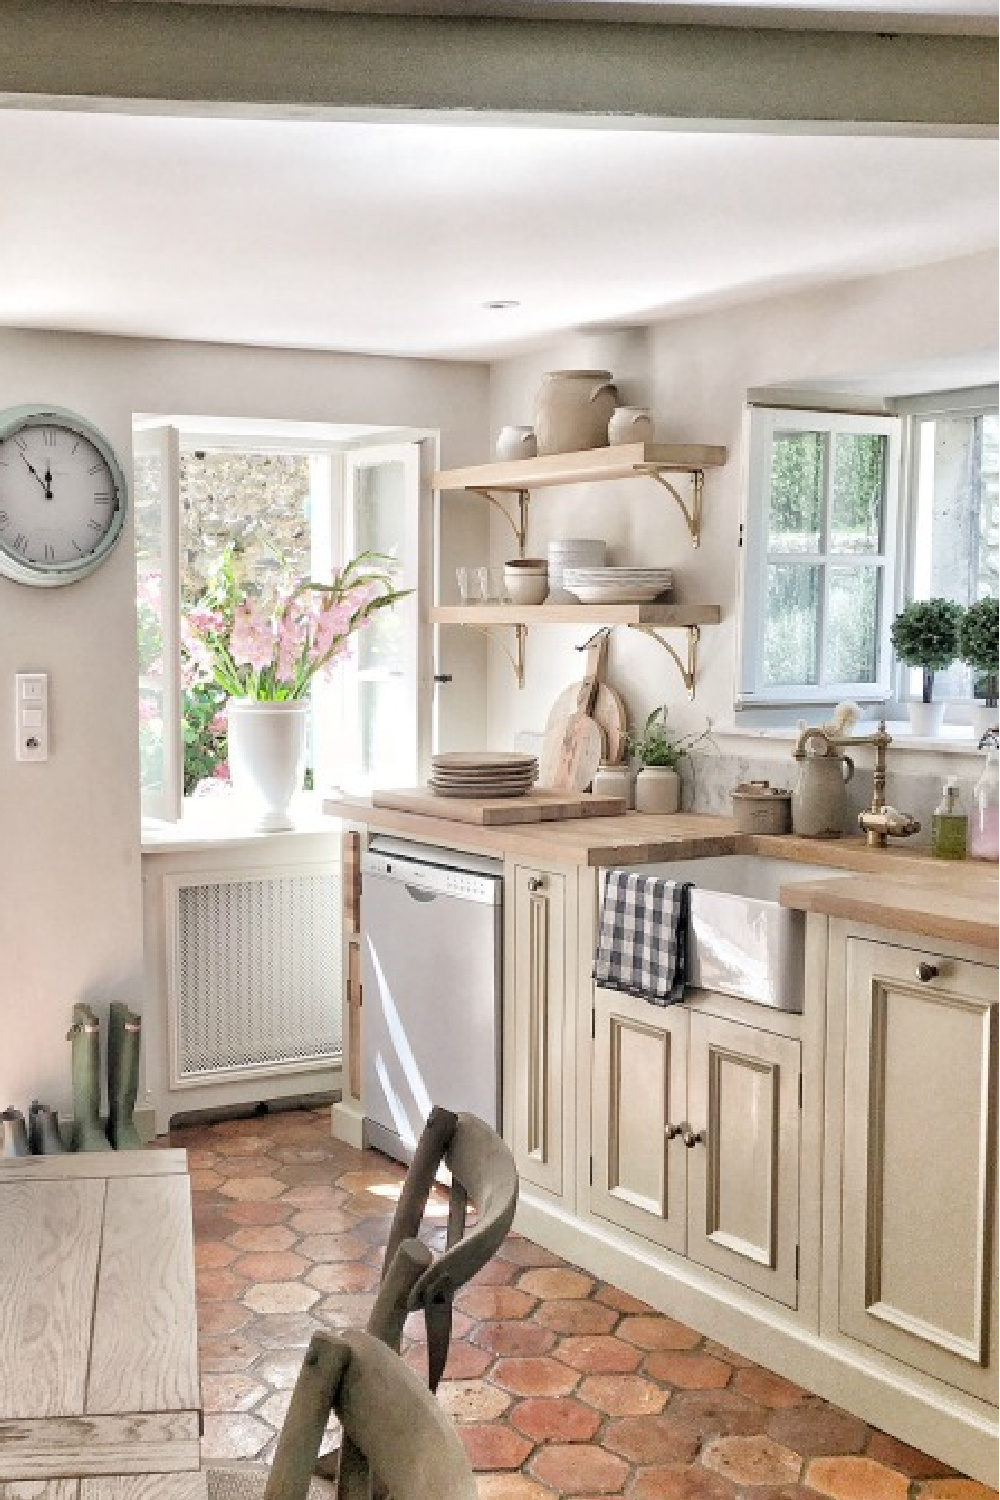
[
  {"xmin": 633, "ymin": 466, "xmax": 704, "ymax": 549},
  {"xmin": 463, "ymin": 621, "xmax": 527, "ymax": 689},
  {"xmin": 469, "ymin": 487, "xmax": 530, "ymax": 556},
  {"xmin": 627, "ymin": 623, "xmax": 701, "ymax": 699}
]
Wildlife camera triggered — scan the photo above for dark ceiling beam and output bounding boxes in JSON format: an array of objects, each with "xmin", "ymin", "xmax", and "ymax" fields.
[{"xmin": 0, "ymin": 0, "xmax": 995, "ymax": 131}]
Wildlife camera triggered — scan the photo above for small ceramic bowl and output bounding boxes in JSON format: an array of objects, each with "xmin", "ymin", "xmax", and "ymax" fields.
[{"xmin": 504, "ymin": 559, "xmax": 548, "ymax": 605}]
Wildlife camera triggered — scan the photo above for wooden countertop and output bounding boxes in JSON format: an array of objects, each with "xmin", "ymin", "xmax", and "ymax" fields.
[
  {"xmin": 780, "ymin": 861, "xmax": 999, "ymax": 951},
  {"xmin": 324, "ymin": 794, "xmax": 998, "ymax": 950}
]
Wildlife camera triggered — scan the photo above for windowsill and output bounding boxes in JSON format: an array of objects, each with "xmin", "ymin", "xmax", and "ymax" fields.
[
  {"xmin": 141, "ymin": 789, "xmax": 341, "ymax": 853},
  {"xmin": 713, "ymin": 720, "xmax": 994, "ymax": 757}
]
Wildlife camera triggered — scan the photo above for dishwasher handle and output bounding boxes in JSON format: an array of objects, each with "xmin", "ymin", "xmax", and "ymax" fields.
[{"xmin": 404, "ymin": 884, "xmax": 439, "ymax": 903}]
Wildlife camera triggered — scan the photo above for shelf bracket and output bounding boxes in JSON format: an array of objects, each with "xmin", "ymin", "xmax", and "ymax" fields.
[
  {"xmin": 627, "ymin": 623, "xmax": 701, "ymax": 700},
  {"xmin": 469, "ymin": 488, "xmax": 530, "ymax": 556},
  {"xmin": 461, "ymin": 621, "xmax": 527, "ymax": 689},
  {"xmin": 633, "ymin": 465, "xmax": 703, "ymax": 549}
]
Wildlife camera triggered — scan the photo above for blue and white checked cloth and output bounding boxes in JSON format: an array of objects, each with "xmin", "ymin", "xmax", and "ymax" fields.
[{"xmin": 593, "ymin": 870, "xmax": 692, "ymax": 1006}]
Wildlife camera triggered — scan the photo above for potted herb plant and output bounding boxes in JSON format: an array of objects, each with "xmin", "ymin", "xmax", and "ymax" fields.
[
  {"xmin": 958, "ymin": 595, "xmax": 999, "ymax": 737},
  {"xmin": 890, "ymin": 597, "xmax": 963, "ymax": 737},
  {"xmin": 628, "ymin": 706, "xmax": 712, "ymax": 815}
]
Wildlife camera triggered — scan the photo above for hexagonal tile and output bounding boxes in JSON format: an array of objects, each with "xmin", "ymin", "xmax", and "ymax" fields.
[
  {"xmin": 196, "ymin": 1268, "xmax": 250, "ymax": 1302},
  {"xmin": 296, "ymin": 1232, "xmax": 371, "ymax": 1263},
  {"xmin": 458, "ymin": 1424, "xmax": 533, "ymax": 1472},
  {"xmin": 287, "ymin": 1208, "xmax": 355, "ymax": 1235},
  {"xmin": 554, "ymin": 1334, "xmax": 642, "ymax": 1374},
  {"xmin": 229, "ymin": 1226, "xmax": 298, "ymax": 1254},
  {"xmin": 865, "ymin": 1432, "xmax": 956, "ymax": 1479},
  {"xmin": 516, "ymin": 1267, "xmax": 594, "ymax": 1300},
  {"xmin": 508, "ymin": 1396, "xmax": 602, "ymax": 1443},
  {"xmin": 602, "ymin": 1414, "xmax": 700, "ymax": 1467},
  {"xmin": 529, "ymin": 1442, "xmax": 630, "ymax": 1494},
  {"xmin": 766, "ymin": 1401, "xmax": 869, "ymax": 1457},
  {"xmin": 629, "ymin": 1463, "xmax": 735, "ymax": 1499},
  {"xmin": 806, "ymin": 1455, "xmax": 911, "ymax": 1500},
  {"xmin": 305, "ymin": 1261, "xmax": 381, "ymax": 1295},
  {"xmin": 196, "ymin": 1241, "xmax": 239, "ymax": 1271},
  {"xmin": 198, "ymin": 1335, "xmax": 261, "ymax": 1373},
  {"xmin": 242, "ymin": 1281, "xmax": 320, "ymax": 1314},
  {"xmin": 643, "ymin": 1350, "xmax": 732, "ymax": 1390},
  {"xmin": 218, "ymin": 1175, "xmax": 287, "ymax": 1202},
  {"xmin": 471, "ymin": 1320, "xmax": 558, "ymax": 1358},
  {"xmin": 232, "ymin": 1251, "xmax": 309, "ymax": 1281},
  {"xmin": 578, "ymin": 1374, "xmax": 668, "ymax": 1417},
  {"xmin": 617, "ymin": 1315, "xmax": 701, "ymax": 1351},
  {"xmin": 475, "ymin": 1477, "xmax": 552, "ymax": 1500},
  {"xmin": 456, "ymin": 1286, "xmax": 538, "ymax": 1321},
  {"xmin": 492, "ymin": 1356, "xmax": 581, "ymax": 1398},
  {"xmin": 222, "ymin": 1201, "xmax": 292, "ymax": 1227},
  {"xmin": 437, "ymin": 1380, "xmax": 512, "ymax": 1424},
  {"xmin": 534, "ymin": 1299, "xmax": 619, "ymax": 1336},
  {"xmin": 915, "ymin": 1484, "xmax": 1000, "ymax": 1500},
  {"xmin": 701, "ymin": 1434, "xmax": 803, "ymax": 1487},
  {"xmin": 732, "ymin": 1365, "xmax": 808, "ymax": 1408}
]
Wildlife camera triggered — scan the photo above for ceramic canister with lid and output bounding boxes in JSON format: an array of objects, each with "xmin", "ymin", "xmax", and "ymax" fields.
[{"xmin": 731, "ymin": 780, "xmax": 793, "ymax": 835}]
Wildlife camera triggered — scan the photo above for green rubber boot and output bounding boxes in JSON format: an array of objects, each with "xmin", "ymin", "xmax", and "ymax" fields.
[
  {"xmin": 67, "ymin": 1004, "xmax": 112, "ymax": 1151},
  {"xmin": 108, "ymin": 1003, "xmax": 143, "ymax": 1150}
]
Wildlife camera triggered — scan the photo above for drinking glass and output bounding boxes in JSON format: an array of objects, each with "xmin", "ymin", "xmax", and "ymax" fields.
[{"xmin": 456, "ymin": 567, "xmax": 473, "ymax": 605}]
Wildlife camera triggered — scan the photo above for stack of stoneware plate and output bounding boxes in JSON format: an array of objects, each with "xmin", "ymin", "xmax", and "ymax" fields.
[
  {"xmin": 429, "ymin": 751, "xmax": 539, "ymax": 799},
  {"xmin": 562, "ymin": 566, "xmax": 674, "ymax": 604},
  {"xmin": 547, "ymin": 538, "xmax": 607, "ymax": 591}
]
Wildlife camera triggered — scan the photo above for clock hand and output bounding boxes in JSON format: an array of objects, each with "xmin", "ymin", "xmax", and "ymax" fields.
[{"xmin": 19, "ymin": 451, "xmax": 51, "ymax": 496}]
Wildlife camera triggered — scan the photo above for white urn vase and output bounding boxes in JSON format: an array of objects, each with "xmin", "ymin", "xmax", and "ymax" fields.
[
  {"xmin": 227, "ymin": 699, "xmax": 309, "ymax": 832},
  {"xmin": 634, "ymin": 766, "xmax": 681, "ymax": 814},
  {"xmin": 533, "ymin": 370, "xmax": 619, "ymax": 455}
]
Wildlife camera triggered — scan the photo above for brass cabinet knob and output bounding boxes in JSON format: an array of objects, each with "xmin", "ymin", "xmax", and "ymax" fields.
[
  {"xmin": 665, "ymin": 1123, "xmax": 682, "ymax": 1140},
  {"xmin": 681, "ymin": 1126, "xmax": 704, "ymax": 1149},
  {"xmin": 527, "ymin": 876, "xmax": 545, "ymax": 892},
  {"xmin": 916, "ymin": 961, "xmax": 940, "ymax": 983}
]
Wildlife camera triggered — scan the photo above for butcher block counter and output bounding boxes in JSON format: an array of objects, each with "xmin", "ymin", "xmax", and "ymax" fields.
[{"xmin": 324, "ymin": 793, "xmax": 998, "ymax": 949}]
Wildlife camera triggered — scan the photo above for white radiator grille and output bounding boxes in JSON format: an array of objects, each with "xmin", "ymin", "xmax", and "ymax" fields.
[{"xmin": 172, "ymin": 870, "xmax": 342, "ymax": 1081}]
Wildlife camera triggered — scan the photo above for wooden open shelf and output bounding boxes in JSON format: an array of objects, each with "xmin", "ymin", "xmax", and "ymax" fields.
[
  {"xmin": 431, "ymin": 603, "xmax": 722, "ymax": 627},
  {"xmin": 432, "ymin": 442, "xmax": 727, "ymax": 493}
]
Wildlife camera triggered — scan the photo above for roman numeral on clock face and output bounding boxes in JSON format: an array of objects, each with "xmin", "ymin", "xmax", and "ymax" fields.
[
  {"xmin": 13, "ymin": 534, "xmax": 28, "ymax": 553},
  {"xmin": 42, "ymin": 429, "xmax": 56, "ymax": 447},
  {"xmin": 87, "ymin": 518, "xmax": 103, "ymax": 532}
]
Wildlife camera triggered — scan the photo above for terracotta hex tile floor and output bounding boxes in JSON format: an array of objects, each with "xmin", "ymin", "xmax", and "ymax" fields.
[{"xmin": 170, "ymin": 1106, "xmax": 997, "ymax": 1500}]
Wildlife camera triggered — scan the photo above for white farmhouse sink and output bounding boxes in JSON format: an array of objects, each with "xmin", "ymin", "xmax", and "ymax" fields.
[{"xmin": 625, "ymin": 855, "xmax": 845, "ymax": 1013}]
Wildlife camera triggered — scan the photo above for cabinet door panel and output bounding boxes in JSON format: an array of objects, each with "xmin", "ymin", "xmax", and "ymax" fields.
[
  {"xmin": 512, "ymin": 867, "xmax": 566, "ymax": 1197},
  {"xmin": 841, "ymin": 939, "xmax": 997, "ymax": 1400},
  {"xmin": 591, "ymin": 988, "xmax": 687, "ymax": 1253},
  {"xmin": 687, "ymin": 1012, "xmax": 801, "ymax": 1309}
]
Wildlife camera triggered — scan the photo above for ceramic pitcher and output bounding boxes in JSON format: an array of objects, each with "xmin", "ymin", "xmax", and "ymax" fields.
[
  {"xmin": 791, "ymin": 728, "xmax": 854, "ymax": 839},
  {"xmin": 496, "ymin": 425, "xmax": 538, "ymax": 462},
  {"xmin": 533, "ymin": 370, "xmax": 619, "ymax": 455}
]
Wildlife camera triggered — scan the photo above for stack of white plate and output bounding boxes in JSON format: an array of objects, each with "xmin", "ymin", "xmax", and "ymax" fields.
[
  {"xmin": 429, "ymin": 751, "xmax": 539, "ymax": 799},
  {"xmin": 547, "ymin": 538, "xmax": 607, "ymax": 590},
  {"xmin": 562, "ymin": 567, "xmax": 674, "ymax": 603}
]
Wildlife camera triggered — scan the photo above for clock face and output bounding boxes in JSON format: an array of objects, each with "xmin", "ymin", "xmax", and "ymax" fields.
[{"xmin": 0, "ymin": 408, "xmax": 128, "ymax": 586}]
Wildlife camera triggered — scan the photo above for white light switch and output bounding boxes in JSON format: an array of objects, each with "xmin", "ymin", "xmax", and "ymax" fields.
[{"xmin": 15, "ymin": 673, "xmax": 48, "ymax": 761}]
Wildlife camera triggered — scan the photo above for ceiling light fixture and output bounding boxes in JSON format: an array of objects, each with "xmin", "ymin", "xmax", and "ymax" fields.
[{"xmin": 483, "ymin": 299, "xmax": 521, "ymax": 311}]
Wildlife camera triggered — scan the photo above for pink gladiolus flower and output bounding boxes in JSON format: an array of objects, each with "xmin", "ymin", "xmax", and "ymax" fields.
[
  {"xmin": 213, "ymin": 760, "xmax": 231, "ymax": 781},
  {"xmin": 209, "ymin": 711, "xmax": 228, "ymax": 734},
  {"xmin": 231, "ymin": 601, "xmax": 275, "ymax": 671}
]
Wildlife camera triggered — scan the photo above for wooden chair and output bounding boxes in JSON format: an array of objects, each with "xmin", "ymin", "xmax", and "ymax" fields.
[
  {"xmin": 367, "ymin": 1105, "xmax": 520, "ymax": 1391},
  {"xmin": 206, "ymin": 1325, "xmax": 478, "ymax": 1500}
]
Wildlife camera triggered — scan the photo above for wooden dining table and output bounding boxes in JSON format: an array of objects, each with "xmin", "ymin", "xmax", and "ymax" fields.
[{"xmin": 0, "ymin": 1150, "xmax": 206, "ymax": 1500}]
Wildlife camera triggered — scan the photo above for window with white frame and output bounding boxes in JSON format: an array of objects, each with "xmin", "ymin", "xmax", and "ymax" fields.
[
  {"xmin": 737, "ymin": 406, "xmax": 901, "ymax": 707},
  {"xmin": 899, "ymin": 390, "xmax": 998, "ymax": 705},
  {"xmin": 135, "ymin": 421, "xmax": 426, "ymax": 823}
]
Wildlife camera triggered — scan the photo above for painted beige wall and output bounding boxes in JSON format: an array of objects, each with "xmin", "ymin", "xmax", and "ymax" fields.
[
  {"xmin": 0, "ymin": 328, "xmax": 489, "ymax": 1117},
  {"xmin": 485, "ymin": 249, "xmax": 999, "ymax": 750}
]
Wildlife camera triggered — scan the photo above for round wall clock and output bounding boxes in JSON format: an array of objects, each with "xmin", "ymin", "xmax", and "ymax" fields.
[{"xmin": 0, "ymin": 404, "xmax": 129, "ymax": 586}]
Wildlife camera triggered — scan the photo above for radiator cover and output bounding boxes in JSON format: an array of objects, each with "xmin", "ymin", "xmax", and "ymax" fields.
[{"xmin": 165, "ymin": 866, "xmax": 342, "ymax": 1087}]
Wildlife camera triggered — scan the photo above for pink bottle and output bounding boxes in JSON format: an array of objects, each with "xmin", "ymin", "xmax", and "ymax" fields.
[{"xmin": 969, "ymin": 748, "xmax": 999, "ymax": 860}]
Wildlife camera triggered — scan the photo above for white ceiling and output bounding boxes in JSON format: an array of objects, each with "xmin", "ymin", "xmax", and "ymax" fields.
[{"xmin": 0, "ymin": 108, "xmax": 996, "ymax": 363}]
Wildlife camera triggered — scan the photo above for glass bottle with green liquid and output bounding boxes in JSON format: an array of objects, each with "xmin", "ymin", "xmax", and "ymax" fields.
[{"xmin": 932, "ymin": 777, "xmax": 968, "ymax": 860}]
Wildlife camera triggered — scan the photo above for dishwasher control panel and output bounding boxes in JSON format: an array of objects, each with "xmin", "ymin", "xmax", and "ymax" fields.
[{"xmin": 362, "ymin": 850, "xmax": 502, "ymax": 905}]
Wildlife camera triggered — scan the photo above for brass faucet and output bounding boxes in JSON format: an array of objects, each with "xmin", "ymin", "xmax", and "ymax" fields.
[{"xmin": 839, "ymin": 719, "xmax": 922, "ymax": 848}]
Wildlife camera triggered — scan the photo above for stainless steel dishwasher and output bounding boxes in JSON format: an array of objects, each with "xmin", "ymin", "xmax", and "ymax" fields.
[{"xmin": 361, "ymin": 836, "xmax": 503, "ymax": 1163}]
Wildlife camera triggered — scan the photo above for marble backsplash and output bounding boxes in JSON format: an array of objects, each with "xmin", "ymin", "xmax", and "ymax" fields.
[{"xmin": 683, "ymin": 748, "xmax": 975, "ymax": 848}]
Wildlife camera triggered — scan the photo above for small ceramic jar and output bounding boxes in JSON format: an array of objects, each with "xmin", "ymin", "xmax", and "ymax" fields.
[
  {"xmin": 592, "ymin": 762, "xmax": 635, "ymax": 808},
  {"xmin": 496, "ymin": 425, "xmax": 538, "ymax": 462},
  {"xmin": 608, "ymin": 406, "xmax": 654, "ymax": 445},
  {"xmin": 503, "ymin": 558, "xmax": 548, "ymax": 605},
  {"xmin": 634, "ymin": 766, "xmax": 680, "ymax": 814}
]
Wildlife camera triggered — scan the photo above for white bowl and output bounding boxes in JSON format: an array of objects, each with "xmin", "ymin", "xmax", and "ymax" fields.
[{"xmin": 506, "ymin": 573, "xmax": 549, "ymax": 605}]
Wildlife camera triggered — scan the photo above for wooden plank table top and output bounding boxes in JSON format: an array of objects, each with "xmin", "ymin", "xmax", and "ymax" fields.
[{"xmin": 0, "ymin": 1152, "xmax": 201, "ymax": 1484}]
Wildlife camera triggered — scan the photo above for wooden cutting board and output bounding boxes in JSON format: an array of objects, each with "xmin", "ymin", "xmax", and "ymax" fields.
[
  {"xmin": 371, "ymin": 786, "xmax": 626, "ymax": 825},
  {"xmin": 544, "ymin": 633, "xmax": 628, "ymax": 766},
  {"xmin": 539, "ymin": 666, "xmax": 604, "ymax": 791}
]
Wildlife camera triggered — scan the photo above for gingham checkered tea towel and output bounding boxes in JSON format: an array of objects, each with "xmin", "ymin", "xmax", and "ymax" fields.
[{"xmin": 593, "ymin": 870, "xmax": 692, "ymax": 1006}]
